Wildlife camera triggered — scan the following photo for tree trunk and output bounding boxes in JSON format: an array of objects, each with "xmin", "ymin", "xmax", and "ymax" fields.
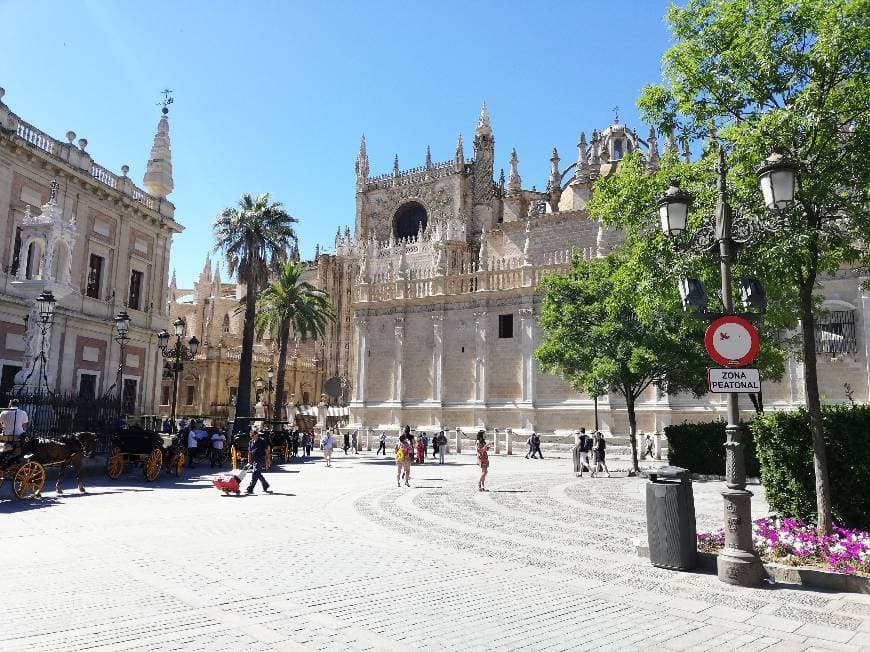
[
  {"xmin": 235, "ymin": 259, "xmax": 257, "ymax": 435},
  {"xmin": 799, "ymin": 277, "xmax": 832, "ymax": 534},
  {"xmin": 273, "ymin": 320, "xmax": 290, "ymax": 422},
  {"xmin": 625, "ymin": 390, "xmax": 640, "ymax": 473}
]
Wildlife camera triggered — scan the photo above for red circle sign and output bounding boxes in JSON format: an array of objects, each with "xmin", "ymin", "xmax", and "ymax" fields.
[{"xmin": 704, "ymin": 315, "xmax": 759, "ymax": 367}]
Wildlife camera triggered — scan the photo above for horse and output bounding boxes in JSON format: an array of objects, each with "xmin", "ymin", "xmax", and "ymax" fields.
[{"xmin": 31, "ymin": 432, "xmax": 97, "ymax": 495}]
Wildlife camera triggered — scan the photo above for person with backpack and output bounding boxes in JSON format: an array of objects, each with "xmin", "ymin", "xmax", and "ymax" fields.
[
  {"xmin": 592, "ymin": 431, "xmax": 610, "ymax": 477},
  {"xmin": 531, "ymin": 432, "xmax": 543, "ymax": 459},
  {"xmin": 395, "ymin": 432, "xmax": 413, "ymax": 487},
  {"xmin": 573, "ymin": 428, "xmax": 593, "ymax": 477}
]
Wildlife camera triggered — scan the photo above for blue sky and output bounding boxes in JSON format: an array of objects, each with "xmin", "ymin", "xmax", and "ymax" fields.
[{"xmin": 4, "ymin": 0, "xmax": 674, "ymax": 287}]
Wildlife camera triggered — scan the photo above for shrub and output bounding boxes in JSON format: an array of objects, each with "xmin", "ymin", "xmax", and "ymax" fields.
[
  {"xmin": 666, "ymin": 420, "xmax": 760, "ymax": 477},
  {"xmin": 752, "ymin": 405, "xmax": 870, "ymax": 530}
]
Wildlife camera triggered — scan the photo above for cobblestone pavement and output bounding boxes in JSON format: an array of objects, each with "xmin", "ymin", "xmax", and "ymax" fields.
[{"xmin": 2, "ymin": 451, "xmax": 869, "ymax": 651}]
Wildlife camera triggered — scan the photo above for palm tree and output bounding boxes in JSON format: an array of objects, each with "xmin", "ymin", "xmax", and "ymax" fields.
[
  {"xmin": 213, "ymin": 193, "xmax": 297, "ymax": 433},
  {"xmin": 255, "ymin": 261, "xmax": 336, "ymax": 421}
]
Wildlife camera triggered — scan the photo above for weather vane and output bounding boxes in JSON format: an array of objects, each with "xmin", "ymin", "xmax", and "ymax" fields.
[
  {"xmin": 158, "ymin": 89, "xmax": 174, "ymax": 114},
  {"xmin": 613, "ymin": 105, "xmax": 620, "ymax": 124}
]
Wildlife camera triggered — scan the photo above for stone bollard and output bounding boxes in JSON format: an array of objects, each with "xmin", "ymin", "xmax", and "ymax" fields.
[
  {"xmin": 506, "ymin": 428, "xmax": 513, "ymax": 455},
  {"xmin": 493, "ymin": 429, "xmax": 500, "ymax": 454},
  {"xmin": 654, "ymin": 432, "xmax": 663, "ymax": 460},
  {"xmin": 455, "ymin": 427, "xmax": 461, "ymax": 454},
  {"xmin": 367, "ymin": 427, "xmax": 373, "ymax": 451}
]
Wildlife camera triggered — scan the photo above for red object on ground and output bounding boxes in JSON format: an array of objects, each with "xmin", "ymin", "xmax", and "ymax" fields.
[{"xmin": 212, "ymin": 468, "xmax": 247, "ymax": 495}]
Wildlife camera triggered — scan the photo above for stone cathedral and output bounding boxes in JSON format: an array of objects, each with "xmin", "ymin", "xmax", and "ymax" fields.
[{"xmin": 318, "ymin": 104, "xmax": 868, "ymax": 436}]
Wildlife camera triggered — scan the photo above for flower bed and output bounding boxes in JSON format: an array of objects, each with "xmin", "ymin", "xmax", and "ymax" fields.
[{"xmin": 697, "ymin": 517, "xmax": 870, "ymax": 576}]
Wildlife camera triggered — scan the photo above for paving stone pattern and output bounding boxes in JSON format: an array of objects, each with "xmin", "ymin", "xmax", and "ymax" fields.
[{"xmin": 2, "ymin": 451, "xmax": 869, "ymax": 651}]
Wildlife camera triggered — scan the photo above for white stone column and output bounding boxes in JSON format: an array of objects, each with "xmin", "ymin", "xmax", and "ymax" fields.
[
  {"xmin": 432, "ymin": 314, "xmax": 444, "ymax": 402},
  {"xmin": 354, "ymin": 319, "xmax": 368, "ymax": 403},
  {"xmin": 473, "ymin": 310, "xmax": 487, "ymax": 403},
  {"xmin": 393, "ymin": 316, "xmax": 404, "ymax": 402},
  {"xmin": 519, "ymin": 308, "xmax": 535, "ymax": 403}
]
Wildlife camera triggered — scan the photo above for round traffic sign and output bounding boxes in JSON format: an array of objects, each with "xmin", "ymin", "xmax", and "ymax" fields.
[{"xmin": 704, "ymin": 315, "xmax": 759, "ymax": 367}]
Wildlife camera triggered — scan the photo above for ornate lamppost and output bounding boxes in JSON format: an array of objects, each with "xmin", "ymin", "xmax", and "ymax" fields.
[
  {"xmin": 113, "ymin": 310, "xmax": 131, "ymax": 417},
  {"xmin": 157, "ymin": 317, "xmax": 199, "ymax": 434},
  {"xmin": 33, "ymin": 289, "xmax": 56, "ymax": 394},
  {"xmin": 254, "ymin": 367, "xmax": 276, "ymax": 421},
  {"xmin": 656, "ymin": 145, "xmax": 797, "ymax": 586}
]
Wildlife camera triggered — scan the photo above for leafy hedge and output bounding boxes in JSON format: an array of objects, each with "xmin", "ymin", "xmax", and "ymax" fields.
[
  {"xmin": 666, "ymin": 421, "xmax": 760, "ymax": 477},
  {"xmin": 751, "ymin": 405, "xmax": 870, "ymax": 530}
]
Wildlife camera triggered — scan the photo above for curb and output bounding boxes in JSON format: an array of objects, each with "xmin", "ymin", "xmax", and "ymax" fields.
[{"xmin": 632, "ymin": 539, "xmax": 870, "ymax": 593}]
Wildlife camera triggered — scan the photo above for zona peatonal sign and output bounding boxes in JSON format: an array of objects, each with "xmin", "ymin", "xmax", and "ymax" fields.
[
  {"xmin": 704, "ymin": 315, "xmax": 760, "ymax": 367},
  {"xmin": 707, "ymin": 368, "xmax": 761, "ymax": 393}
]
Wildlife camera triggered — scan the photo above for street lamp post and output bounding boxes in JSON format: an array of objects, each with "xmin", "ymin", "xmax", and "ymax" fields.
[
  {"xmin": 33, "ymin": 289, "xmax": 56, "ymax": 394},
  {"xmin": 113, "ymin": 310, "xmax": 131, "ymax": 418},
  {"xmin": 657, "ymin": 144, "xmax": 796, "ymax": 587},
  {"xmin": 266, "ymin": 366, "xmax": 274, "ymax": 421},
  {"xmin": 157, "ymin": 317, "xmax": 200, "ymax": 434}
]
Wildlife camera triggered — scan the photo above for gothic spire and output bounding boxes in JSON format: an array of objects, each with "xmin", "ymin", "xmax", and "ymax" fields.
[
  {"xmin": 647, "ymin": 127, "xmax": 659, "ymax": 166},
  {"xmin": 143, "ymin": 100, "xmax": 174, "ymax": 198},
  {"xmin": 393, "ymin": 154, "xmax": 400, "ymax": 177},
  {"xmin": 575, "ymin": 132, "xmax": 589, "ymax": 181},
  {"xmin": 454, "ymin": 133, "xmax": 465, "ymax": 170},
  {"xmin": 547, "ymin": 148, "xmax": 561, "ymax": 192},
  {"xmin": 507, "ymin": 148, "xmax": 522, "ymax": 195},
  {"xmin": 425, "ymin": 144, "xmax": 432, "ymax": 169},
  {"xmin": 355, "ymin": 134, "xmax": 369, "ymax": 180},
  {"xmin": 476, "ymin": 101, "xmax": 492, "ymax": 136}
]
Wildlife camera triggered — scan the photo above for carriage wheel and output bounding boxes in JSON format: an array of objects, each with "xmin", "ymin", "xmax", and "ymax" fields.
[
  {"xmin": 107, "ymin": 447, "xmax": 124, "ymax": 479},
  {"xmin": 144, "ymin": 448, "xmax": 163, "ymax": 481},
  {"xmin": 13, "ymin": 461, "xmax": 45, "ymax": 499},
  {"xmin": 174, "ymin": 451, "xmax": 185, "ymax": 477}
]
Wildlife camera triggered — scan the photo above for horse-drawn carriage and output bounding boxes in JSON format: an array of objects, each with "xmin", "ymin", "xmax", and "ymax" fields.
[
  {"xmin": 106, "ymin": 426, "xmax": 167, "ymax": 481},
  {"xmin": 0, "ymin": 432, "xmax": 95, "ymax": 499}
]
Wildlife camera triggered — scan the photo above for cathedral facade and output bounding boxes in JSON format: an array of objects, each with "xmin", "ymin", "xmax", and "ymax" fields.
[{"xmin": 327, "ymin": 105, "xmax": 868, "ymax": 435}]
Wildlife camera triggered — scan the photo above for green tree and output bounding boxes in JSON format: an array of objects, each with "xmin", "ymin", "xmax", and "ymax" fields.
[
  {"xmin": 535, "ymin": 252, "xmax": 711, "ymax": 473},
  {"xmin": 255, "ymin": 262, "xmax": 336, "ymax": 421},
  {"xmin": 214, "ymin": 193, "xmax": 298, "ymax": 432},
  {"xmin": 637, "ymin": 0, "xmax": 870, "ymax": 533}
]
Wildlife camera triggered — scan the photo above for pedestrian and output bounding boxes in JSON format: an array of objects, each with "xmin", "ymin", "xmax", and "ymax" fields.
[
  {"xmin": 178, "ymin": 417, "xmax": 188, "ymax": 432},
  {"xmin": 210, "ymin": 428, "xmax": 226, "ymax": 468},
  {"xmin": 246, "ymin": 428, "xmax": 272, "ymax": 494},
  {"xmin": 421, "ymin": 432, "xmax": 429, "ymax": 459},
  {"xmin": 416, "ymin": 434, "xmax": 425, "ymax": 464},
  {"xmin": 438, "ymin": 430, "xmax": 447, "ymax": 464},
  {"xmin": 592, "ymin": 431, "xmax": 610, "ymax": 478},
  {"xmin": 476, "ymin": 430, "xmax": 490, "ymax": 491},
  {"xmin": 395, "ymin": 433, "xmax": 412, "ymax": 487},
  {"xmin": 162, "ymin": 418, "xmax": 171, "ymax": 433},
  {"xmin": 431, "ymin": 431, "xmax": 439, "ymax": 459},
  {"xmin": 0, "ymin": 399, "xmax": 28, "ymax": 450},
  {"xmin": 343, "ymin": 429, "xmax": 350, "ymax": 454},
  {"xmin": 291, "ymin": 429, "xmax": 300, "ymax": 458},
  {"xmin": 574, "ymin": 428, "xmax": 593, "ymax": 477},
  {"xmin": 377, "ymin": 432, "xmax": 387, "ymax": 455},
  {"xmin": 642, "ymin": 432, "xmax": 655, "ymax": 460},
  {"xmin": 351, "ymin": 429, "xmax": 358, "ymax": 454},
  {"xmin": 187, "ymin": 420, "xmax": 207, "ymax": 468},
  {"xmin": 532, "ymin": 432, "xmax": 544, "ymax": 459},
  {"xmin": 525, "ymin": 433, "xmax": 534, "ymax": 459},
  {"xmin": 323, "ymin": 429, "xmax": 335, "ymax": 467}
]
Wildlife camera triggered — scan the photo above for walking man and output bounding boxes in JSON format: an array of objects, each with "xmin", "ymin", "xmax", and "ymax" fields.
[
  {"xmin": 438, "ymin": 430, "xmax": 447, "ymax": 464},
  {"xmin": 377, "ymin": 432, "xmax": 387, "ymax": 455},
  {"xmin": 343, "ymin": 429, "xmax": 350, "ymax": 455},
  {"xmin": 351, "ymin": 429, "xmax": 358, "ymax": 454},
  {"xmin": 573, "ymin": 428, "xmax": 593, "ymax": 477},
  {"xmin": 246, "ymin": 429, "xmax": 271, "ymax": 494}
]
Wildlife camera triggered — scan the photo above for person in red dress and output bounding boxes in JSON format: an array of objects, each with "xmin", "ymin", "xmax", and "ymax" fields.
[{"xmin": 476, "ymin": 430, "xmax": 490, "ymax": 491}]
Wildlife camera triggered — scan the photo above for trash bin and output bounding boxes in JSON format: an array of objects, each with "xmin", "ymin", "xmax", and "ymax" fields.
[{"xmin": 646, "ymin": 466, "xmax": 697, "ymax": 570}]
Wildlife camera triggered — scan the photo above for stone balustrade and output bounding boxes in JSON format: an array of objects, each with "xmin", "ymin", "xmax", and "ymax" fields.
[
  {"xmin": 2, "ymin": 103, "xmax": 165, "ymax": 214},
  {"xmin": 355, "ymin": 260, "xmax": 570, "ymax": 303}
]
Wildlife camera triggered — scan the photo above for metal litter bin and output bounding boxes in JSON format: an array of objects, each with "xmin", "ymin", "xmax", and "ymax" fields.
[{"xmin": 646, "ymin": 466, "xmax": 697, "ymax": 570}]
